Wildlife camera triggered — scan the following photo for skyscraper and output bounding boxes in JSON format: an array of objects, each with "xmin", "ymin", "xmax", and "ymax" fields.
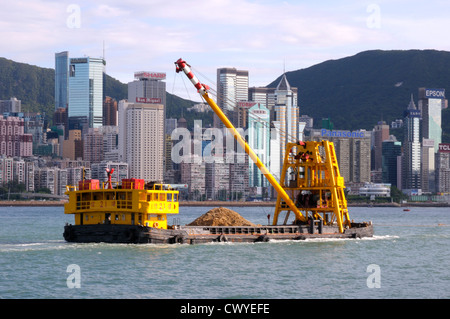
[
  {"xmin": 351, "ymin": 138, "xmax": 371, "ymax": 183},
  {"xmin": 273, "ymin": 74, "xmax": 299, "ymax": 161},
  {"xmin": 128, "ymin": 71, "xmax": 166, "ymax": 106},
  {"xmin": 382, "ymin": 135, "xmax": 402, "ymax": 187},
  {"xmin": 118, "ymin": 101, "xmax": 164, "ymax": 182},
  {"xmin": 249, "ymin": 75, "xmax": 299, "ymax": 183},
  {"xmin": 436, "ymin": 144, "xmax": 450, "ymax": 193},
  {"xmin": 249, "ymin": 87, "xmax": 276, "ymax": 110},
  {"xmin": 180, "ymin": 155, "xmax": 206, "ymax": 200},
  {"xmin": 103, "ymin": 96, "xmax": 117, "ymax": 126},
  {"xmin": 68, "ymin": 57, "xmax": 105, "ymax": 129},
  {"xmin": 83, "ymin": 128, "xmax": 103, "ymax": 163},
  {"xmin": 418, "ymin": 88, "xmax": 446, "ymax": 152},
  {"xmin": 247, "ymin": 102, "xmax": 270, "ymax": 187},
  {"xmin": 421, "ymin": 138, "xmax": 435, "ymax": 192},
  {"xmin": 373, "ymin": 121, "xmax": 390, "ymax": 171},
  {"xmin": 402, "ymin": 95, "xmax": 421, "ymax": 191},
  {"xmin": 215, "ymin": 67, "xmax": 249, "ymax": 128},
  {"xmin": 55, "ymin": 51, "xmax": 69, "ymax": 110},
  {"xmin": 128, "ymin": 71, "xmax": 167, "ymax": 159}
]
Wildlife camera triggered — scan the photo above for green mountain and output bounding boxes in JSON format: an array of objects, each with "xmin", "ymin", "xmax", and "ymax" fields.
[
  {"xmin": 2, "ymin": 50, "xmax": 450, "ymax": 142},
  {"xmin": 0, "ymin": 57, "xmax": 205, "ymax": 129},
  {"xmin": 0, "ymin": 57, "xmax": 54, "ymax": 120},
  {"xmin": 268, "ymin": 49, "xmax": 450, "ymax": 142}
]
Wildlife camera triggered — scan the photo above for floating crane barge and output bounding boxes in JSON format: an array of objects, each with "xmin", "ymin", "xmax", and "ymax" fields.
[{"xmin": 63, "ymin": 59, "xmax": 373, "ymax": 244}]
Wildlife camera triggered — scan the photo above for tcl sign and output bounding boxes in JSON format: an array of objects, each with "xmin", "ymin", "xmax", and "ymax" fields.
[{"xmin": 439, "ymin": 143, "xmax": 450, "ymax": 153}]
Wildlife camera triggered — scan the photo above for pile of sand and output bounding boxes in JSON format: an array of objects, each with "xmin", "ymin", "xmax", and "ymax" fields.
[{"xmin": 187, "ymin": 207, "xmax": 256, "ymax": 226}]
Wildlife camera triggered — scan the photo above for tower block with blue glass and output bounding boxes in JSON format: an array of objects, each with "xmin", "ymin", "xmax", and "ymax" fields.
[{"xmin": 68, "ymin": 57, "xmax": 105, "ymax": 130}]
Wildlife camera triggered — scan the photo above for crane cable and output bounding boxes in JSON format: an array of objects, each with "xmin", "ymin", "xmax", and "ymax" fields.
[
  {"xmin": 173, "ymin": 63, "xmax": 303, "ymax": 183},
  {"xmin": 191, "ymin": 66, "xmax": 299, "ymax": 145}
]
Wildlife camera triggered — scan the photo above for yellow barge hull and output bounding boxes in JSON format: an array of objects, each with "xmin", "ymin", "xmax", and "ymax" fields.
[{"xmin": 63, "ymin": 222, "xmax": 373, "ymax": 244}]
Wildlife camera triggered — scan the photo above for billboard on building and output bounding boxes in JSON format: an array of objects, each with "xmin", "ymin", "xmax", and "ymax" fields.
[
  {"xmin": 136, "ymin": 97, "xmax": 162, "ymax": 104},
  {"xmin": 422, "ymin": 139, "xmax": 435, "ymax": 148},
  {"xmin": 321, "ymin": 129, "xmax": 366, "ymax": 138},
  {"xmin": 425, "ymin": 88, "xmax": 445, "ymax": 99},
  {"xmin": 438, "ymin": 143, "xmax": 450, "ymax": 153},
  {"xmin": 238, "ymin": 102, "xmax": 257, "ymax": 108},
  {"xmin": 134, "ymin": 71, "xmax": 166, "ymax": 80},
  {"xmin": 404, "ymin": 109, "xmax": 421, "ymax": 118}
]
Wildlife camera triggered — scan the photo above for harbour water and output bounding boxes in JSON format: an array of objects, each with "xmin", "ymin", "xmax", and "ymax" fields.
[{"xmin": 1, "ymin": 205, "xmax": 449, "ymax": 300}]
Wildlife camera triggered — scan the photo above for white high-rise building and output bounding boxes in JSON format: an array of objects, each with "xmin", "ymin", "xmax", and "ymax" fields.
[
  {"xmin": 118, "ymin": 101, "xmax": 164, "ymax": 182},
  {"xmin": 249, "ymin": 74, "xmax": 299, "ymax": 182},
  {"xmin": 248, "ymin": 103, "xmax": 270, "ymax": 187},
  {"xmin": 274, "ymin": 74, "xmax": 299, "ymax": 160},
  {"xmin": 402, "ymin": 95, "xmax": 422, "ymax": 191},
  {"xmin": 266, "ymin": 121, "xmax": 282, "ymax": 188},
  {"xmin": 215, "ymin": 67, "xmax": 249, "ymax": 128},
  {"xmin": 421, "ymin": 138, "xmax": 435, "ymax": 193},
  {"xmin": 128, "ymin": 71, "xmax": 166, "ymax": 105},
  {"xmin": 418, "ymin": 88, "xmax": 446, "ymax": 153}
]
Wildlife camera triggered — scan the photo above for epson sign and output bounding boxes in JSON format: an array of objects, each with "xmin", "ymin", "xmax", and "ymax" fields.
[{"xmin": 425, "ymin": 88, "xmax": 445, "ymax": 99}]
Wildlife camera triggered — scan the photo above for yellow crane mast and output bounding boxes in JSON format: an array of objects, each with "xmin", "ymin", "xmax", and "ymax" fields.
[{"xmin": 273, "ymin": 141, "xmax": 351, "ymax": 233}]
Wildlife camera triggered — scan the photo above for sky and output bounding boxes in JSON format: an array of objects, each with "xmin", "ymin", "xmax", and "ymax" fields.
[{"xmin": 1, "ymin": 0, "xmax": 450, "ymax": 102}]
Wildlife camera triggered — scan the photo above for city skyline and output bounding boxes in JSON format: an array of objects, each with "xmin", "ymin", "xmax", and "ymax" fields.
[{"xmin": 1, "ymin": 1, "xmax": 450, "ymax": 102}]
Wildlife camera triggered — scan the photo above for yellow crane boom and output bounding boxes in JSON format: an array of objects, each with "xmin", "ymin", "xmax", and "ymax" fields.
[{"xmin": 175, "ymin": 58, "xmax": 307, "ymax": 224}]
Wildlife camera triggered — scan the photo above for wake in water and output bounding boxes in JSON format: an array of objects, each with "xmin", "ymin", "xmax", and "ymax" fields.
[
  {"xmin": 0, "ymin": 240, "xmax": 68, "ymax": 252},
  {"xmin": 184, "ymin": 234, "xmax": 400, "ymax": 246},
  {"xmin": 265, "ymin": 234, "xmax": 399, "ymax": 243},
  {"xmin": 0, "ymin": 235, "xmax": 400, "ymax": 252}
]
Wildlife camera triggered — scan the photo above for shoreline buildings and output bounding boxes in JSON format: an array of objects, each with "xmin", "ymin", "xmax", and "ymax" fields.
[
  {"xmin": 3, "ymin": 51, "xmax": 450, "ymax": 202},
  {"xmin": 306, "ymin": 128, "xmax": 371, "ymax": 184},
  {"xmin": 396, "ymin": 89, "xmax": 448, "ymax": 195}
]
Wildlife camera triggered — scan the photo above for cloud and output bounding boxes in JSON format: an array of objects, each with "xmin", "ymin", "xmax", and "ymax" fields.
[{"xmin": 1, "ymin": 0, "xmax": 450, "ymax": 101}]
